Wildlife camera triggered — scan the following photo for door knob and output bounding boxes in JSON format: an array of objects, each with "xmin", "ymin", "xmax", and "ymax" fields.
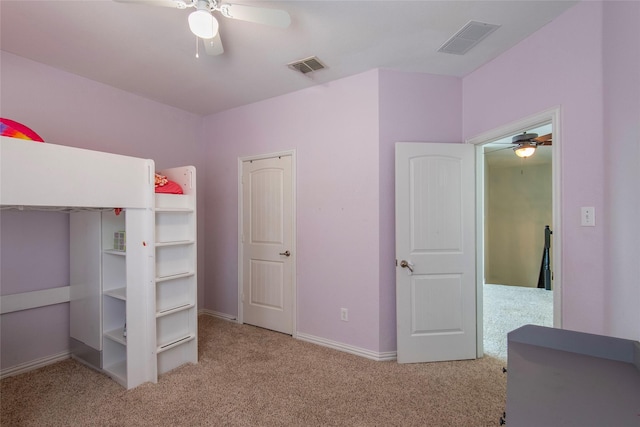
[
  {"xmin": 279, "ymin": 250, "xmax": 291, "ymax": 257},
  {"xmin": 399, "ymin": 260, "xmax": 413, "ymax": 272}
]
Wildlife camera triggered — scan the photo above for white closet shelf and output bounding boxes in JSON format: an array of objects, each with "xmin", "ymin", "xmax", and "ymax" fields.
[
  {"xmin": 155, "ymin": 272, "xmax": 194, "ymax": 283},
  {"xmin": 103, "ymin": 287, "xmax": 126, "ymax": 300},
  {"xmin": 157, "ymin": 334, "xmax": 196, "ymax": 354},
  {"xmin": 155, "ymin": 240, "xmax": 195, "ymax": 247},
  {"xmin": 155, "ymin": 208, "xmax": 194, "ymax": 213},
  {"xmin": 104, "ymin": 327, "xmax": 127, "ymax": 346},
  {"xmin": 104, "ymin": 249, "xmax": 126, "ymax": 256},
  {"xmin": 156, "ymin": 303, "xmax": 195, "ymax": 318}
]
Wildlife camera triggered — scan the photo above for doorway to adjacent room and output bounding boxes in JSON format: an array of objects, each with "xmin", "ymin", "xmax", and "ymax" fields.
[{"xmin": 469, "ymin": 108, "xmax": 561, "ymax": 359}]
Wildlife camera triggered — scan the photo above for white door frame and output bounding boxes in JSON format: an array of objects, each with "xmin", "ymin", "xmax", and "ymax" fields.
[
  {"xmin": 466, "ymin": 106, "xmax": 562, "ymax": 357},
  {"xmin": 237, "ymin": 149, "xmax": 297, "ymax": 337}
]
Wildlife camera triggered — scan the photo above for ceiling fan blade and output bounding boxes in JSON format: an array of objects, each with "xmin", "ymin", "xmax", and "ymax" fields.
[
  {"xmin": 203, "ymin": 33, "xmax": 224, "ymax": 56},
  {"xmin": 219, "ymin": 3, "xmax": 291, "ymax": 28},
  {"xmin": 113, "ymin": 0, "xmax": 183, "ymax": 8},
  {"xmin": 533, "ymin": 133, "xmax": 553, "ymax": 145}
]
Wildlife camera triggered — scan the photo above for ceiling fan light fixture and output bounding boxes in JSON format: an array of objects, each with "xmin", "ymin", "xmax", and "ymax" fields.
[
  {"xmin": 189, "ymin": 9, "xmax": 218, "ymax": 39},
  {"xmin": 514, "ymin": 143, "xmax": 537, "ymax": 158}
]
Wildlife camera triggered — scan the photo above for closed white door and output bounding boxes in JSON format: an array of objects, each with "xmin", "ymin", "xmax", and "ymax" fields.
[
  {"xmin": 395, "ymin": 142, "xmax": 476, "ymax": 363},
  {"xmin": 241, "ymin": 155, "xmax": 293, "ymax": 334}
]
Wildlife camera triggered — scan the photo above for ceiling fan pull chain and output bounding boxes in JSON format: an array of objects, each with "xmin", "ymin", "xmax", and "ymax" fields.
[{"xmin": 195, "ymin": 36, "xmax": 200, "ymax": 58}]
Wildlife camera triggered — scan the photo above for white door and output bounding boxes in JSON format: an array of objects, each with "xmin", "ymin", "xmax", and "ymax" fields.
[
  {"xmin": 241, "ymin": 155, "xmax": 293, "ymax": 334},
  {"xmin": 395, "ymin": 142, "xmax": 476, "ymax": 363}
]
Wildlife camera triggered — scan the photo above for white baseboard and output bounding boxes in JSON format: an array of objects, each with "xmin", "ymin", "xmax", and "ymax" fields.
[
  {"xmin": 296, "ymin": 332, "xmax": 397, "ymax": 362},
  {"xmin": 197, "ymin": 310, "xmax": 396, "ymax": 361},
  {"xmin": 198, "ymin": 309, "xmax": 237, "ymax": 322},
  {"xmin": 0, "ymin": 351, "xmax": 71, "ymax": 380}
]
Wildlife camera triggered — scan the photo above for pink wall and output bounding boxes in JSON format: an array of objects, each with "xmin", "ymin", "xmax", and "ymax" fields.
[
  {"xmin": 0, "ymin": 52, "xmax": 204, "ymax": 370},
  {"xmin": 462, "ymin": 1, "xmax": 607, "ymax": 334},
  {"xmin": 377, "ymin": 69, "xmax": 462, "ymax": 351},
  {"xmin": 202, "ymin": 70, "xmax": 383, "ymax": 350},
  {"xmin": 602, "ymin": 1, "xmax": 640, "ymax": 340}
]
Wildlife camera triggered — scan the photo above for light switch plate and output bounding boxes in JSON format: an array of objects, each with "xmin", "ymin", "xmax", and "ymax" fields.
[{"xmin": 581, "ymin": 207, "xmax": 595, "ymax": 226}]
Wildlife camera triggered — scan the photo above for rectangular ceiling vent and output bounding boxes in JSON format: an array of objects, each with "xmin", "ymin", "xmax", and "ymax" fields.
[
  {"xmin": 287, "ymin": 56, "xmax": 327, "ymax": 75},
  {"xmin": 438, "ymin": 21, "xmax": 500, "ymax": 55}
]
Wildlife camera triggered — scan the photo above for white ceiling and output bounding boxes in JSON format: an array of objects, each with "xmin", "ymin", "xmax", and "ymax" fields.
[{"xmin": 0, "ymin": 0, "xmax": 577, "ymax": 116}]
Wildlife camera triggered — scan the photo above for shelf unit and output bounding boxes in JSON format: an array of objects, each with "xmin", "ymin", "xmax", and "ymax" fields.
[
  {"xmin": 71, "ymin": 207, "xmax": 156, "ymax": 390},
  {"xmin": 154, "ymin": 166, "xmax": 198, "ymax": 375},
  {"xmin": 69, "ymin": 165, "xmax": 196, "ymax": 389},
  {"xmin": 70, "ymin": 211, "xmax": 103, "ymax": 371},
  {"xmin": 100, "ymin": 208, "xmax": 155, "ymax": 389}
]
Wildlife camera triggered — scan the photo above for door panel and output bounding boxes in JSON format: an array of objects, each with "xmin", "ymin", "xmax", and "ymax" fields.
[
  {"xmin": 242, "ymin": 156, "xmax": 293, "ymax": 334},
  {"xmin": 250, "ymin": 259, "xmax": 284, "ymax": 310},
  {"xmin": 396, "ymin": 142, "xmax": 476, "ymax": 363},
  {"xmin": 411, "ymin": 274, "xmax": 463, "ymax": 333}
]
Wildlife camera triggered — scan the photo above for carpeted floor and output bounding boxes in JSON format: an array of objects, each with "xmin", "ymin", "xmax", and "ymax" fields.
[
  {"xmin": 483, "ymin": 283, "xmax": 553, "ymax": 360},
  {"xmin": 1, "ymin": 315, "xmax": 508, "ymax": 426}
]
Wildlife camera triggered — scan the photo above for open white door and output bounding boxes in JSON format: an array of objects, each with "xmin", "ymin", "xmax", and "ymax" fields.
[{"xmin": 395, "ymin": 142, "xmax": 476, "ymax": 363}]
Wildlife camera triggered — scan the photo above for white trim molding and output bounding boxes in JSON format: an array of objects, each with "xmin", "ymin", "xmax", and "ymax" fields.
[
  {"xmin": 198, "ymin": 309, "xmax": 237, "ymax": 322},
  {"xmin": 0, "ymin": 351, "xmax": 71, "ymax": 380},
  {"xmin": 198, "ymin": 310, "xmax": 396, "ymax": 361},
  {"xmin": 296, "ymin": 332, "xmax": 397, "ymax": 362}
]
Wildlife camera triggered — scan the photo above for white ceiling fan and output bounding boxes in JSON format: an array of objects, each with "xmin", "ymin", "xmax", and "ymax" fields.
[{"xmin": 114, "ymin": 0, "xmax": 291, "ymax": 56}]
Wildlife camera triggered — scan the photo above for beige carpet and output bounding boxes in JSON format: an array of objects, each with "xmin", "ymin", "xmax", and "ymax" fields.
[{"xmin": 1, "ymin": 316, "xmax": 507, "ymax": 426}]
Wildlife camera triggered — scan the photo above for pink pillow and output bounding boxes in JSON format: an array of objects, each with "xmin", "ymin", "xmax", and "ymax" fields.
[{"xmin": 155, "ymin": 180, "xmax": 183, "ymax": 194}]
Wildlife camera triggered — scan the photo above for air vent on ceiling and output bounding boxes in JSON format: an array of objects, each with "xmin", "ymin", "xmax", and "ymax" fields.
[
  {"xmin": 287, "ymin": 56, "xmax": 327, "ymax": 75},
  {"xmin": 438, "ymin": 21, "xmax": 500, "ymax": 55}
]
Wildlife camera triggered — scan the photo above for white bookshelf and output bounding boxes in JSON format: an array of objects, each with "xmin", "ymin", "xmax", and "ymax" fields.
[
  {"xmin": 155, "ymin": 167, "xmax": 198, "ymax": 375},
  {"xmin": 100, "ymin": 208, "xmax": 155, "ymax": 389},
  {"xmin": 69, "ymin": 166, "xmax": 196, "ymax": 389}
]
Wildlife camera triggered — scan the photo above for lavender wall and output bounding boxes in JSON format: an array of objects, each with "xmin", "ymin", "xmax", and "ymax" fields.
[
  {"xmin": 462, "ymin": 1, "xmax": 607, "ymax": 334},
  {"xmin": 201, "ymin": 69, "xmax": 462, "ymax": 353},
  {"xmin": 3, "ymin": 0, "xmax": 637, "ymax": 370},
  {"xmin": 0, "ymin": 52, "xmax": 204, "ymax": 370},
  {"xmin": 378, "ymin": 69, "xmax": 462, "ymax": 351},
  {"xmin": 0, "ymin": 211, "xmax": 70, "ymax": 367},
  {"xmin": 202, "ymin": 71, "xmax": 382, "ymax": 350},
  {"xmin": 602, "ymin": 1, "xmax": 640, "ymax": 340}
]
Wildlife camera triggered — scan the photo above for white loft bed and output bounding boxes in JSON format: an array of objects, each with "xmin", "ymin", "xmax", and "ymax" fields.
[
  {"xmin": 0, "ymin": 135, "xmax": 198, "ymax": 389},
  {"xmin": 0, "ymin": 134, "xmax": 155, "ymax": 320},
  {"xmin": 0, "ymin": 136, "xmax": 154, "ymax": 209}
]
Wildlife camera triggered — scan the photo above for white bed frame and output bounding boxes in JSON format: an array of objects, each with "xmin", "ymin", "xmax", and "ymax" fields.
[
  {"xmin": 1, "ymin": 136, "xmax": 154, "ymax": 208},
  {"xmin": 0, "ymin": 136, "xmax": 197, "ymax": 389}
]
